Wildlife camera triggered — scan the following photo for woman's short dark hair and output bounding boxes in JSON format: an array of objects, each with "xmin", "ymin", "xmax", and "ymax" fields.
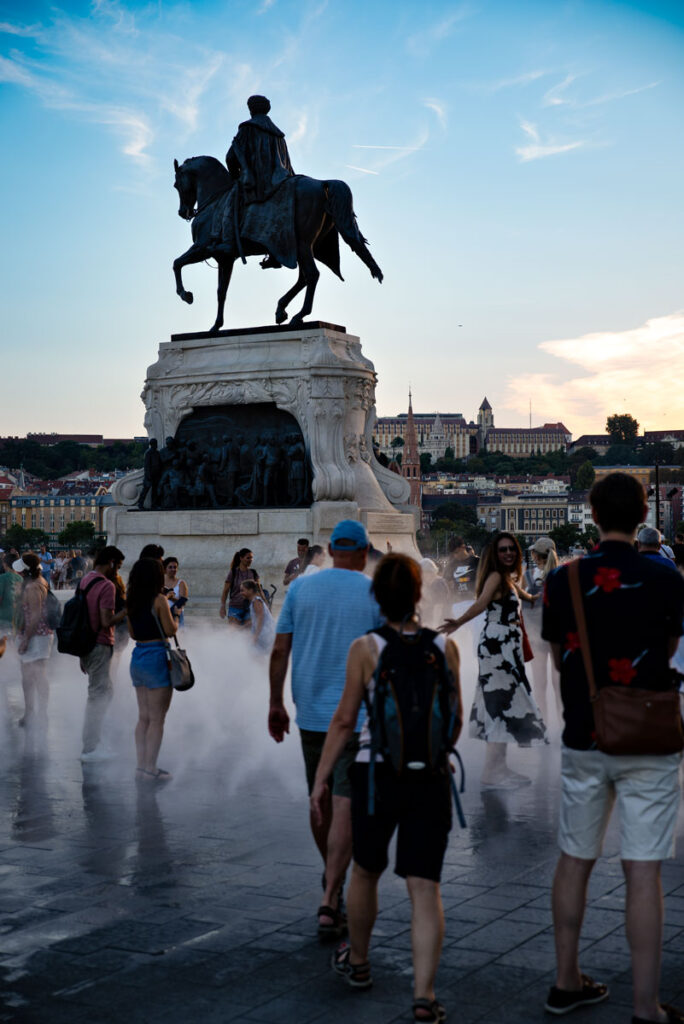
[
  {"xmin": 371, "ymin": 554, "xmax": 422, "ymax": 622},
  {"xmin": 163, "ymin": 556, "xmax": 179, "ymax": 569},
  {"xmin": 139, "ymin": 544, "xmax": 164, "ymax": 561},
  {"xmin": 21, "ymin": 552, "xmax": 42, "ymax": 579},
  {"xmin": 126, "ymin": 558, "xmax": 164, "ymax": 617},
  {"xmin": 590, "ymin": 472, "xmax": 646, "ymax": 533}
]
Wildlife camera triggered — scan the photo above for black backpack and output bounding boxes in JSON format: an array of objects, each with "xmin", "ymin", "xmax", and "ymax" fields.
[
  {"xmin": 364, "ymin": 625, "xmax": 466, "ymax": 826},
  {"xmin": 56, "ymin": 578, "xmax": 101, "ymax": 657},
  {"xmin": 44, "ymin": 589, "xmax": 62, "ymax": 631}
]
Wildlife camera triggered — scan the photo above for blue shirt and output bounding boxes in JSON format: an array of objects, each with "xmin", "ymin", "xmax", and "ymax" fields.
[
  {"xmin": 641, "ymin": 551, "xmax": 679, "ymax": 572},
  {"xmin": 276, "ymin": 568, "xmax": 383, "ymax": 731}
]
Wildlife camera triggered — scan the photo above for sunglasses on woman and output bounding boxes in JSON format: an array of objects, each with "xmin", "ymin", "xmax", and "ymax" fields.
[{"xmin": 497, "ymin": 545, "xmax": 517, "ymax": 553}]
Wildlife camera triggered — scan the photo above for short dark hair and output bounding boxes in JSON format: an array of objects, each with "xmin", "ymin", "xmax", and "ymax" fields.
[
  {"xmin": 139, "ymin": 543, "xmax": 164, "ymax": 561},
  {"xmin": 297, "ymin": 538, "xmax": 310, "ymax": 547},
  {"xmin": 371, "ymin": 553, "xmax": 421, "ymax": 622},
  {"xmin": 590, "ymin": 472, "xmax": 646, "ymax": 533},
  {"xmin": 94, "ymin": 546, "xmax": 124, "ymax": 567},
  {"xmin": 21, "ymin": 552, "xmax": 42, "ymax": 579},
  {"xmin": 162, "ymin": 556, "xmax": 178, "ymax": 569}
]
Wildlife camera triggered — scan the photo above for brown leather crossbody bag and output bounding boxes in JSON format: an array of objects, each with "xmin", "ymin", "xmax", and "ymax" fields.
[{"xmin": 567, "ymin": 558, "xmax": 684, "ymax": 756}]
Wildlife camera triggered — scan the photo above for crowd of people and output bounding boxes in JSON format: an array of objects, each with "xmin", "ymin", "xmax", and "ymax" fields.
[{"xmin": 1, "ymin": 473, "xmax": 683, "ymax": 1024}]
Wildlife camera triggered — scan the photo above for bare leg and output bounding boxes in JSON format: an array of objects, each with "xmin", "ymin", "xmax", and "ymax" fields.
[
  {"xmin": 21, "ymin": 662, "xmax": 37, "ymax": 724},
  {"xmin": 552, "ymin": 852, "xmax": 595, "ymax": 990},
  {"xmin": 530, "ymin": 654, "xmax": 548, "ymax": 723},
  {"xmin": 346, "ymin": 862, "xmax": 380, "ymax": 964},
  {"xmin": 407, "ymin": 876, "xmax": 445, "ymax": 1010},
  {"xmin": 141, "ymin": 687, "xmax": 172, "ymax": 772},
  {"xmin": 322, "ymin": 795, "xmax": 353, "ymax": 912},
  {"xmin": 134, "ymin": 686, "xmax": 150, "ymax": 770},
  {"xmin": 623, "ymin": 859, "xmax": 667, "ymax": 1022},
  {"xmin": 481, "ymin": 741, "xmax": 508, "ymax": 784}
]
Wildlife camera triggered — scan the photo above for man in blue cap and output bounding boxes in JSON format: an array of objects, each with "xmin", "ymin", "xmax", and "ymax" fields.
[{"xmin": 269, "ymin": 520, "xmax": 382, "ymax": 938}]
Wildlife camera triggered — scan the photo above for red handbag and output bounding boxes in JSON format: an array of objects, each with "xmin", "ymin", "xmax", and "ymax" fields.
[{"xmin": 520, "ymin": 613, "xmax": 534, "ymax": 663}]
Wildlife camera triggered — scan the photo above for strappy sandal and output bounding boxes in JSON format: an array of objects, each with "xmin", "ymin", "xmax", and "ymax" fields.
[
  {"xmin": 317, "ymin": 904, "xmax": 346, "ymax": 940},
  {"xmin": 143, "ymin": 768, "xmax": 172, "ymax": 782},
  {"xmin": 413, "ymin": 997, "xmax": 446, "ymax": 1023},
  {"xmin": 331, "ymin": 942, "xmax": 372, "ymax": 989}
]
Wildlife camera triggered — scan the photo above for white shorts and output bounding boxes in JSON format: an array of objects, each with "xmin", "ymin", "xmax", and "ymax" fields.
[
  {"xmin": 18, "ymin": 634, "xmax": 53, "ymax": 664},
  {"xmin": 559, "ymin": 745, "xmax": 682, "ymax": 861}
]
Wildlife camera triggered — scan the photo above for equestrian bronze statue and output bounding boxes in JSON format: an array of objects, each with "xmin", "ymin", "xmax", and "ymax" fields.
[{"xmin": 173, "ymin": 95, "xmax": 383, "ymax": 331}]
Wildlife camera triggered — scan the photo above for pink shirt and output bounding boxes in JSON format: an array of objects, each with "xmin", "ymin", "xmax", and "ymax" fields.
[{"xmin": 80, "ymin": 571, "xmax": 115, "ymax": 646}]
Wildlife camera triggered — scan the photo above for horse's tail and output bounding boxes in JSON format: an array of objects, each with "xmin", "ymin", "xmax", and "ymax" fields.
[{"xmin": 323, "ymin": 180, "xmax": 383, "ymax": 283}]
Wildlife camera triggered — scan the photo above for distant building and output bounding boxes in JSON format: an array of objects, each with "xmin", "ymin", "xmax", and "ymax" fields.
[
  {"xmin": 476, "ymin": 491, "xmax": 568, "ymax": 541},
  {"xmin": 10, "ymin": 489, "xmax": 113, "ymax": 543},
  {"xmin": 374, "ymin": 410, "xmax": 479, "ymax": 460},
  {"xmin": 477, "ymin": 398, "xmax": 571, "ymax": 456},
  {"xmin": 643, "ymin": 430, "xmax": 684, "ymax": 449},
  {"xmin": 567, "ymin": 434, "xmax": 613, "ymax": 456},
  {"xmin": 1, "ymin": 433, "xmax": 142, "ymax": 449}
]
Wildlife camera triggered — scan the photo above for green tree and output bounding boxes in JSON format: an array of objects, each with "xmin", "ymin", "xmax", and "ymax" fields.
[
  {"xmin": 58, "ymin": 520, "xmax": 96, "ymax": 547},
  {"xmin": 2, "ymin": 524, "xmax": 50, "ymax": 550},
  {"xmin": 606, "ymin": 413, "xmax": 639, "ymax": 445},
  {"xmin": 601, "ymin": 444, "xmax": 634, "ymax": 466},
  {"xmin": 548, "ymin": 523, "xmax": 582, "ymax": 552},
  {"xmin": 580, "ymin": 524, "xmax": 599, "ymax": 547},
  {"xmin": 443, "ymin": 446, "xmax": 454, "ymax": 460},
  {"xmin": 390, "ymin": 436, "xmax": 405, "ymax": 448},
  {"xmin": 420, "ymin": 452, "xmax": 433, "ymax": 473},
  {"xmin": 575, "ymin": 461, "xmax": 596, "ymax": 490},
  {"xmin": 676, "ymin": 520, "xmax": 684, "ymax": 535}
]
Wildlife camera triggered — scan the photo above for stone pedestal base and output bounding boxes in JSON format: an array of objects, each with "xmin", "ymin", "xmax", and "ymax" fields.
[
  {"xmin": 106, "ymin": 502, "xmax": 419, "ymax": 607},
  {"xmin": 105, "ymin": 322, "xmax": 420, "ymax": 605}
]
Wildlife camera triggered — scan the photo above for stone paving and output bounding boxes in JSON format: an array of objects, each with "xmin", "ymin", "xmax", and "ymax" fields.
[{"xmin": 0, "ymin": 629, "xmax": 683, "ymax": 1024}]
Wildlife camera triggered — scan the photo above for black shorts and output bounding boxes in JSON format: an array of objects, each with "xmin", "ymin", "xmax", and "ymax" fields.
[{"xmin": 349, "ymin": 762, "xmax": 452, "ymax": 882}]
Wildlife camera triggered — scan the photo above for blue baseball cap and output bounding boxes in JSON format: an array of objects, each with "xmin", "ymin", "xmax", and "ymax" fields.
[{"xmin": 330, "ymin": 519, "xmax": 369, "ymax": 551}]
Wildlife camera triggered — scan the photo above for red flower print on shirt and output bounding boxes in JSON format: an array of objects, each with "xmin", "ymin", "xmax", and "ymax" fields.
[
  {"xmin": 565, "ymin": 632, "xmax": 580, "ymax": 653},
  {"xmin": 594, "ymin": 567, "xmax": 622, "ymax": 593},
  {"xmin": 608, "ymin": 658, "xmax": 636, "ymax": 685}
]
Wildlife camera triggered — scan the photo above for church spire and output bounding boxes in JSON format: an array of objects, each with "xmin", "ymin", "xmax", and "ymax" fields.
[{"xmin": 403, "ymin": 388, "xmax": 421, "ymax": 507}]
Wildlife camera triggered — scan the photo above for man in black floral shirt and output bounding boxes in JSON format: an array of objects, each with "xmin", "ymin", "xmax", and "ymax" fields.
[{"xmin": 542, "ymin": 472, "xmax": 684, "ymax": 1024}]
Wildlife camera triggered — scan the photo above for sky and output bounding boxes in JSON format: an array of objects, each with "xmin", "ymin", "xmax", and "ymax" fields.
[{"xmin": 1, "ymin": 0, "xmax": 683, "ymax": 440}]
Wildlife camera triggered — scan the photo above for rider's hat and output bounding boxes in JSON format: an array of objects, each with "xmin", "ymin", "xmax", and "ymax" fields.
[{"xmin": 247, "ymin": 95, "xmax": 271, "ymax": 115}]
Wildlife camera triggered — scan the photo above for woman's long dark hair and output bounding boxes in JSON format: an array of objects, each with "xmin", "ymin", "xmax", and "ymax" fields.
[
  {"xmin": 229, "ymin": 548, "xmax": 252, "ymax": 574},
  {"xmin": 475, "ymin": 532, "xmax": 522, "ymax": 597},
  {"xmin": 126, "ymin": 558, "xmax": 164, "ymax": 617}
]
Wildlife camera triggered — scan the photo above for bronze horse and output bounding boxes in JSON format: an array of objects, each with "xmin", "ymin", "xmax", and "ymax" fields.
[{"xmin": 173, "ymin": 156, "xmax": 383, "ymax": 331}]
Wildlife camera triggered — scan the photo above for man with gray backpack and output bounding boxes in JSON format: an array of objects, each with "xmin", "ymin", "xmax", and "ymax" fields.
[
  {"xmin": 58, "ymin": 546, "xmax": 126, "ymax": 763},
  {"xmin": 310, "ymin": 553, "xmax": 462, "ymax": 1024}
]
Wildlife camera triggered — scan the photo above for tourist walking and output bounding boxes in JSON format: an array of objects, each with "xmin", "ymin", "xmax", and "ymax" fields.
[
  {"xmin": 523, "ymin": 537, "xmax": 562, "ymax": 726},
  {"xmin": 14, "ymin": 553, "xmax": 53, "ymax": 736},
  {"xmin": 440, "ymin": 532, "xmax": 547, "ymax": 788},
  {"xmin": 269, "ymin": 520, "xmax": 383, "ymax": 937},
  {"xmin": 241, "ymin": 579, "xmax": 276, "ymax": 655},
  {"xmin": 163, "ymin": 557, "xmax": 189, "ymax": 626},
  {"xmin": 78, "ymin": 547, "xmax": 126, "ymax": 763},
  {"xmin": 301, "ymin": 544, "xmax": 325, "ymax": 575},
  {"xmin": 542, "ymin": 472, "xmax": 684, "ymax": 1023},
  {"xmin": 127, "ymin": 558, "xmax": 177, "ymax": 782},
  {"xmin": 0, "ymin": 552, "xmax": 21, "ymax": 634},
  {"xmin": 283, "ymin": 538, "xmax": 310, "ymax": 586},
  {"xmin": 220, "ymin": 548, "xmax": 262, "ymax": 626},
  {"xmin": 310, "ymin": 554, "xmax": 462, "ymax": 1024}
]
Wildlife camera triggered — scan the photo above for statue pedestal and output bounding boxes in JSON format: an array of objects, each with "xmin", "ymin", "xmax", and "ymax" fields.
[{"xmin": 106, "ymin": 322, "xmax": 419, "ymax": 605}]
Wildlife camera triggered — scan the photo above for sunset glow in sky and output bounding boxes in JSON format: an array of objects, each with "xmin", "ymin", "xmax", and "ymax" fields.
[{"xmin": 1, "ymin": 0, "xmax": 683, "ymax": 439}]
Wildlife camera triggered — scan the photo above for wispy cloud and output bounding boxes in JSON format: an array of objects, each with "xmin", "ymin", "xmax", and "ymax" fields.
[
  {"xmin": 345, "ymin": 164, "xmax": 379, "ymax": 176},
  {"xmin": 505, "ymin": 312, "xmax": 684, "ymax": 435},
  {"xmin": 289, "ymin": 111, "xmax": 308, "ymax": 145},
  {"xmin": 406, "ymin": 7, "xmax": 471, "ymax": 57},
  {"xmin": 543, "ymin": 73, "xmax": 577, "ymax": 107},
  {"xmin": 515, "ymin": 120, "xmax": 586, "ymax": 162},
  {"xmin": 352, "ymin": 144, "xmax": 423, "ymax": 151},
  {"xmin": 485, "ymin": 69, "xmax": 548, "ymax": 92},
  {"xmin": 582, "ymin": 80, "xmax": 660, "ymax": 107},
  {"xmin": 424, "ymin": 97, "xmax": 447, "ymax": 129},
  {"xmin": 348, "ymin": 126, "xmax": 430, "ymax": 175},
  {"xmin": 257, "ymin": 0, "xmax": 277, "ymax": 12},
  {"xmin": 0, "ymin": 7, "xmax": 225, "ymax": 170}
]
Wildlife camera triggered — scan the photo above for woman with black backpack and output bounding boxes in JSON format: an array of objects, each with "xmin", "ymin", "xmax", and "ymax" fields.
[{"xmin": 310, "ymin": 553, "xmax": 462, "ymax": 1024}]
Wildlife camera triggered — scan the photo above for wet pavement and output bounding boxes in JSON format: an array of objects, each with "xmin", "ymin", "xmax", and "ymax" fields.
[{"xmin": 1, "ymin": 626, "xmax": 683, "ymax": 1024}]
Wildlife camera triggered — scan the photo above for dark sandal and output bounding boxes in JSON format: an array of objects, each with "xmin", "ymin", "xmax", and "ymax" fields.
[
  {"xmin": 317, "ymin": 904, "xmax": 346, "ymax": 940},
  {"xmin": 632, "ymin": 1006, "xmax": 684, "ymax": 1024},
  {"xmin": 144, "ymin": 768, "xmax": 172, "ymax": 782},
  {"xmin": 331, "ymin": 942, "xmax": 372, "ymax": 989},
  {"xmin": 413, "ymin": 998, "xmax": 446, "ymax": 1023}
]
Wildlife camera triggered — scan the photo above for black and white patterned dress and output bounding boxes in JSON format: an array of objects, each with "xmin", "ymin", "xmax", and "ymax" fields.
[{"xmin": 469, "ymin": 588, "xmax": 548, "ymax": 746}]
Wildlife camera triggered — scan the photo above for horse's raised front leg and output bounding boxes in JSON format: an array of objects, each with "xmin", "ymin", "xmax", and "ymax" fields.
[
  {"xmin": 210, "ymin": 256, "xmax": 235, "ymax": 333},
  {"xmin": 288, "ymin": 247, "xmax": 319, "ymax": 327},
  {"xmin": 173, "ymin": 244, "xmax": 207, "ymax": 305},
  {"xmin": 275, "ymin": 267, "xmax": 306, "ymax": 325}
]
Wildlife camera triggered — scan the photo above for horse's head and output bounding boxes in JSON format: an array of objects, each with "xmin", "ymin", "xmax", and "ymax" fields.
[{"xmin": 174, "ymin": 158, "xmax": 196, "ymax": 221}]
